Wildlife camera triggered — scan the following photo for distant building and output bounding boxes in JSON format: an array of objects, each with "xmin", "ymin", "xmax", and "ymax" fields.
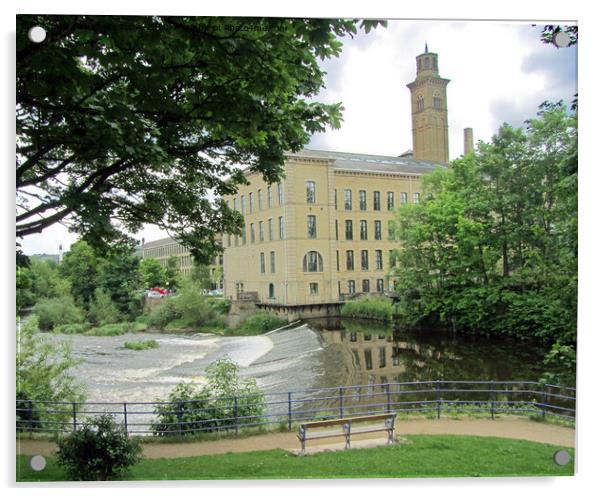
[{"xmin": 141, "ymin": 236, "xmax": 223, "ymax": 289}]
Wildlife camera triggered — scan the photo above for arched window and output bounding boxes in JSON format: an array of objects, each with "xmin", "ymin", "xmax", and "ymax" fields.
[
  {"xmin": 303, "ymin": 251, "xmax": 324, "ymax": 272},
  {"xmin": 424, "ymin": 57, "xmax": 431, "ymax": 69},
  {"xmin": 268, "ymin": 283, "xmax": 275, "ymax": 299},
  {"xmin": 433, "ymin": 94, "xmax": 442, "ymax": 110},
  {"xmin": 417, "ymin": 95, "xmax": 424, "ymax": 112}
]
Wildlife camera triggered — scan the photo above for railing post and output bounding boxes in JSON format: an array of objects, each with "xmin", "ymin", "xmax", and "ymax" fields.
[
  {"xmin": 386, "ymin": 383, "xmax": 391, "ymax": 413},
  {"xmin": 234, "ymin": 396, "xmax": 239, "ymax": 436},
  {"xmin": 287, "ymin": 392, "xmax": 292, "ymax": 431},
  {"xmin": 27, "ymin": 401, "xmax": 34, "ymax": 438},
  {"xmin": 489, "ymin": 381, "xmax": 495, "ymax": 420},
  {"xmin": 339, "ymin": 387, "xmax": 344, "ymax": 419},
  {"xmin": 72, "ymin": 402, "xmax": 77, "ymax": 432},
  {"xmin": 176, "ymin": 402, "xmax": 184, "ymax": 436},
  {"xmin": 123, "ymin": 403, "xmax": 128, "ymax": 437},
  {"xmin": 541, "ymin": 384, "xmax": 547, "ymax": 420},
  {"xmin": 436, "ymin": 381, "xmax": 441, "ymax": 420}
]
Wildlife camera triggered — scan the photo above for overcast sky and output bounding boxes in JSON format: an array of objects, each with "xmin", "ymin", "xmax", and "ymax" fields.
[{"xmin": 18, "ymin": 19, "xmax": 577, "ymax": 255}]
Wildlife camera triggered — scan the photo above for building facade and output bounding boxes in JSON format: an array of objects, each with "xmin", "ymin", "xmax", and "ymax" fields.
[
  {"xmin": 141, "ymin": 236, "xmax": 223, "ymax": 288},
  {"xmin": 223, "ymin": 47, "xmax": 450, "ymax": 311},
  {"xmin": 223, "ymin": 149, "xmax": 443, "ymax": 307}
]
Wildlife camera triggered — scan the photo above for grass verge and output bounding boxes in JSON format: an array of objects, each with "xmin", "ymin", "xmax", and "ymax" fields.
[{"xmin": 16, "ymin": 434, "xmax": 574, "ymax": 481}]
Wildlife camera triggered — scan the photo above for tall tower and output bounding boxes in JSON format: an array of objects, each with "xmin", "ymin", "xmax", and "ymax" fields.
[{"xmin": 406, "ymin": 44, "xmax": 450, "ymax": 163}]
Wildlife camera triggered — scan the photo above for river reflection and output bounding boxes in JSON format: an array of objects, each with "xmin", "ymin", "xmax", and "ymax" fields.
[{"xmin": 308, "ymin": 318, "xmax": 548, "ymax": 387}]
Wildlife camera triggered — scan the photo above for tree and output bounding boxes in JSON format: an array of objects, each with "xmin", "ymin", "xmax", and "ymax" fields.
[
  {"xmin": 16, "ymin": 316, "xmax": 85, "ymax": 430},
  {"xmin": 16, "ymin": 15, "xmax": 384, "ymax": 263},
  {"xmin": 29, "ymin": 258, "xmax": 71, "ymax": 300},
  {"xmin": 138, "ymin": 257, "xmax": 166, "ymax": 289},
  {"xmin": 392, "ymin": 102, "xmax": 577, "ymax": 350},
  {"xmin": 97, "ymin": 243, "xmax": 143, "ymax": 317},
  {"xmin": 164, "ymin": 256, "xmax": 181, "ymax": 290},
  {"xmin": 60, "ymin": 240, "xmax": 99, "ymax": 307}
]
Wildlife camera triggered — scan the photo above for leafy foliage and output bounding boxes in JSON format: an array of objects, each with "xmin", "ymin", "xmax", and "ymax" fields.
[
  {"xmin": 151, "ymin": 356, "xmax": 266, "ymax": 435},
  {"xmin": 147, "ymin": 279, "xmax": 223, "ymax": 330},
  {"xmin": 392, "ymin": 102, "xmax": 577, "ymax": 366},
  {"xmin": 123, "ymin": 339, "xmax": 159, "ymax": 351},
  {"xmin": 56, "ymin": 414, "xmax": 142, "ymax": 481},
  {"xmin": 341, "ymin": 296, "xmax": 393, "ymax": 321},
  {"xmin": 17, "ymin": 15, "xmax": 384, "ymax": 262},
  {"xmin": 32, "ymin": 296, "xmax": 85, "ymax": 331},
  {"xmin": 87, "ymin": 288, "xmax": 122, "ymax": 325},
  {"xmin": 233, "ymin": 311, "xmax": 286, "ymax": 335},
  {"xmin": 138, "ymin": 257, "xmax": 166, "ymax": 289},
  {"xmin": 60, "ymin": 240, "xmax": 99, "ymax": 307},
  {"xmin": 16, "ymin": 316, "xmax": 84, "ymax": 430},
  {"xmin": 96, "ymin": 243, "xmax": 144, "ymax": 318}
]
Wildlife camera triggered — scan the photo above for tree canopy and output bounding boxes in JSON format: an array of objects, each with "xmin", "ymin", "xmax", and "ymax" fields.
[
  {"xmin": 16, "ymin": 15, "xmax": 384, "ymax": 263},
  {"xmin": 392, "ymin": 101, "xmax": 577, "ymax": 349}
]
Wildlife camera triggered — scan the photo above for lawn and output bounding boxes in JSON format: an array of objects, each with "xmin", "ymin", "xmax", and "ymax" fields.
[{"xmin": 16, "ymin": 435, "xmax": 574, "ymax": 481}]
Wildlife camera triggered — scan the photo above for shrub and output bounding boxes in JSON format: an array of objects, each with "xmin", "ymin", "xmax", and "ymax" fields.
[
  {"xmin": 16, "ymin": 316, "xmax": 84, "ymax": 431},
  {"xmin": 341, "ymin": 296, "xmax": 393, "ymax": 321},
  {"xmin": 87, "ymin": 288, "xmax": 122, "ymax": 325},
  {"xmin": 124, "ymin": 340, "xmax": 159, "ymax": 351},
  {"xmin": 53, "ymin": 323, "xmax": 89, "ymax": 334},
  {"xmin": 147, "ymin": 298, "xmax": 182, "ymax": 329},
  {"xmin": 56, "ymin": 414, "xmax": 142, "ymax": 481},
  {"xmin": 32, "ymin": 296, "xmax": 85, "ymax": 331},
  {"xmin": 208, "ymin": 297, "xmax": 231, "ymax": 315},
  {"xmin": 151, "ymin": 357, "xmax": 266, "ymax": 436},
  {"xmin": 147, "ymin": 281, "xmax": 221, "ymax": 330},
  {"xmin": 85, "ymin": 323, "xmax": 131, "ymax": 336},
  {"xmin": 235, "ymin": 311, "xmax": 285, "ymax": 335}
]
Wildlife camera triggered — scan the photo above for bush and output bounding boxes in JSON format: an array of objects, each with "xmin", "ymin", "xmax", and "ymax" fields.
[
  {"xmin": 147, "ymin": 281, "xmax": 221, "ymax": 330},
  {"xmin": 16, "ymin": 316, "xmax": 84, "ymax": 431},
  {"xmin": 53, "ymin": 323, "xmax": 89, "ymax": 334},
  {"xmin": 56, "ymin": 414, "xmax": 142, "ymax": 481},
  {"xmin": 341, "ymin": 296, "xmax": 393, "ymax": 321},
  {"xmin": 151, "ymin": 357, "xmax": 266, "ymax": 436},
  {"xmin": 85, "ymin": 323, "xmax": 132, "ymax": 336},
  {"xmin": 124, "ymin": 339, "xmax": 159, "ymax": 351},
  {"xmin": 234, "ymin": 311, "xmax": 285, "ymax": 335},
  {"xmin": 32, "ymin": 296, "xmax": 85, "ymax": 331},
  {"xmin": 87, "ymin": 288, "xmax": 122, "ymax": 326},
  {"xmin": 147, "ymin": 298, "xmax": 182, "ymax": 329},
  {"xmin": 208, "ymin": 297, "xmax": 231, "ymax": 315}
]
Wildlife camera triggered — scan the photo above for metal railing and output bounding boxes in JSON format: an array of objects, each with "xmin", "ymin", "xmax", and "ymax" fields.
[{"xmin": 16, "ymin": 380, "xmax": 575, "ymax": 437}]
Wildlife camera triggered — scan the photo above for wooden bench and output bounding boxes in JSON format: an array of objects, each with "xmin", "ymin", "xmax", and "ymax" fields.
[{"xmin": 297, "ymin": 413, "xmax": 396, "ymax": 453}]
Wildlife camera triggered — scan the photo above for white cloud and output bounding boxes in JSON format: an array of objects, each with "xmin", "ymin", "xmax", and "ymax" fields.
[{"xmin": 309, "ymin": 20, "xmax": 577, "ymax": 159}]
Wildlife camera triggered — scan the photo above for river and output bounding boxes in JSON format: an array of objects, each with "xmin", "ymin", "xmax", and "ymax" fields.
[{"xmin": 45, "ymin": 318, "xmax": 548, "ymax": 405}]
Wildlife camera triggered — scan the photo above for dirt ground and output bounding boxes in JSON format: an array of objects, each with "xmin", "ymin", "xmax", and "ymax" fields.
[{"xmin": 17, "ymin": 416, "xmax": 574, "ymax": 460}]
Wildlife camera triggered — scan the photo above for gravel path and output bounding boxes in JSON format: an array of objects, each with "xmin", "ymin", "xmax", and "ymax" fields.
[{"xmin": 17, "ymin": 416, "xmax": 574, "ymax": 460}]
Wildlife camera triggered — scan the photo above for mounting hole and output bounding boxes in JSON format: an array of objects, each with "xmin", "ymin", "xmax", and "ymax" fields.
[
  {"xmin": 30, "ymin": 455, "xmax": 47, "ymax": 471},
  {"xmin": 553, "ymin": 450, "xmax": 571, "ymax": 466},
  {"xmin": 552, "ymin": 31, "xmax": 571, "ymax": 48},
  {"xmin": 28, "ymin": 26, "xmax": 46, "ymax": 43}
]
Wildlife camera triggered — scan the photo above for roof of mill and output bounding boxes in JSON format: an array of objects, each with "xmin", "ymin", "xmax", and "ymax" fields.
[{"xmin": 287, "ymin": 148, "xmax": 445, "ymax": 175}]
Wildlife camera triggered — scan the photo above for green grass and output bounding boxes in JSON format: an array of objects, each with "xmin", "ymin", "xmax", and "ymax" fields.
[
  {"xmin": 341, "ymin": 296, "xmax": 393, "ymax": 321},
  {"xmin": 16, "ymin": 435, "xmax": 574, "ymax": 481},
  {"xmin": 84, "ymin": 322, "xmax": 148, "ymax": 336},
  {"xmin": 123, "ymin": 339, "xmax": 159, "ymax": 351},
  {"xmin": 227, "ymin": 311, "xmax": 286, "ymax": 336}
]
